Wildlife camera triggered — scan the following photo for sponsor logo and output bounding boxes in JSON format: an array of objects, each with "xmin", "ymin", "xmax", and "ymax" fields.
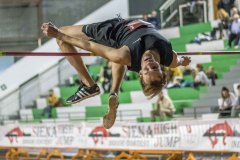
[
  {"xmin": 89, "ymin": 126, "xmax": 120, "ymax": 145},
  {"xmin": 5, "ymin": 127, "xmax": 31, "ymax": 144},
  {"xmin": 203, "ymin": 121, "xmax": 238, "ymax": 148},
  {"xmin": 127, "ymin": 20, "xmax": 154, "ymax": 31}
]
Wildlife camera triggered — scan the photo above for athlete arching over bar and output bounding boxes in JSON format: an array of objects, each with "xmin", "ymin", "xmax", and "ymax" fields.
[{"xmin": 41, "ymin": 17, "xmax": 191, "ymax": 129}]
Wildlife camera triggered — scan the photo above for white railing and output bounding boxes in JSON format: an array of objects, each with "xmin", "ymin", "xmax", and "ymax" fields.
[
  {"xmin": 159, "ymin": 0, "xmax": 176, "ymax": 28},
  {"xmin": 179, "ymin": 1, "xmax": 207, "ymax": 26},
  {"xmin": 128, "ymin": 0, "xmax": 189, "ymax": 28},
  {"xmin": 159, "ymin": 0, "xmax": 189, "ymax": 28},
  {"xmin": 162, "ymin": 9, "xmax": 178, "ymax": 27},
  {"xmin": 159, "ymin": 0, "xmax": 209, "ymax": 28}
]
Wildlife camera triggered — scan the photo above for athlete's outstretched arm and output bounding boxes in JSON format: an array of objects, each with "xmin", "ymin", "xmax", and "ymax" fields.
[
  {"xmin": 169, "ymin": 51, "xmax": 191, "ymax": 68},
  {"xmin": 41, "ymin": 22, "xmax": 131, "ymax": 66}
]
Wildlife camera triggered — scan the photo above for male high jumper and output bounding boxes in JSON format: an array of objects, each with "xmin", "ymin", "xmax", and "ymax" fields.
[{"xmin": 41, "ymin": 18, "xmax": 191, "ymax": 129}]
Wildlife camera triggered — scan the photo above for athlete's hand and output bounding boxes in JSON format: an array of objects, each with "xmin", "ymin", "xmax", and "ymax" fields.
[
  {"xmin": 181, "ymin": 56, "xmax": 191, "ymax": 66},
  {"xmin": 41, "ymin": 22, "xmax": 62, "ymax": 39}
]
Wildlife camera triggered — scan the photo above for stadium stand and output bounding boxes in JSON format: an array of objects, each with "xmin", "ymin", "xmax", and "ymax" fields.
[
  {"xmin": 1, "ymin": 0, "xmax": 240, "ymax": 159},
  {"xmin": 15, "ymin": 22, "xmax": 240, "ymax": 124}
]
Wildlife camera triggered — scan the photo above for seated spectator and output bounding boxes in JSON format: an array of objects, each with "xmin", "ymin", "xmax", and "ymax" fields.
[
  {"xmin": 151, "ymin": 91, "xmax": 175, "ymax": 121},
  {"xmin": 170, "ymin": 67, "xmax": 183, "ymax": 80},
  {"xmin": 193, "ymin": 64, "xmax": 209, "ymax": 88},
  {"xmin": 147, "ymin": 10, "xmax": 161, "ymax": 29},
  {"xmin": 166, "ymin": 67, "xmax": 183, "ymax": 88},
  {"xmin": 211, "ymin": 1, "xmax": 235, "ymax": 39},
  {"xmin": 231, "ymin": 84, "xmax": 240, "ymax": 117},
  {"xmin": 42, "ymin": 89, "xmax": 59, "ymax": 118},
  {"xmin": 228, "ymin": 13, "xmax": 240, "ymax": 48},
  {"xmin": 206, "ymin": 66, "xmax": 218, "ymax": 86},
  {"xmin": 98, "ymin": 61, "xmax": 112, "ymax": 93},
  {"xmin": 168, "ymin": 65, "xmax": 209, "ymax": 89},
  {"xmin": 215, "ymin": 8, "xmax": 230, "ymax": 39},
  {"xmin": 218, "ymin": 86, "xmax": 236, "ymax": 117},
  {"xmin": 218, "ymin": 0, "xmax": 236, "ymax": 16}
]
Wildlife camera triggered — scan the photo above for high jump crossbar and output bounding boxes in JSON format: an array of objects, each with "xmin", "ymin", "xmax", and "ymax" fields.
[{"xmin": 0, "ymin": 51, "xmax": 240, "ymax": 57}]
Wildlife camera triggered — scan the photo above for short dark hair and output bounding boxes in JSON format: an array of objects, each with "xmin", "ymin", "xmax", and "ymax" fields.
[
  {"xmin": 139, "ymin": 66, "xmax": 166, "ymax": 99},
  {"xmin": 222, "ymin": 86, "xmax": 229, "ymax": 92},
  {"xmin": 221, "ymin": 86, "xmax": 230, "ymax": 98}
]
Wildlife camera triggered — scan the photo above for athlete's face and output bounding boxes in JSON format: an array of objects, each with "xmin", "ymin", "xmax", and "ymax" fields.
[{"xmin": 139, "ymin": 53, "xmax": 162, "ymax": 84}]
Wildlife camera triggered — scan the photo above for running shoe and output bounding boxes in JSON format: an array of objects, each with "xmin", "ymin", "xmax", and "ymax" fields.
[
  {"xmin": 66, "ymin": 81, "xmax": 100, "ymax": 104},
  {"xmin": 103, "ymin": 92, "xmax": 119, "ymax": 129}
]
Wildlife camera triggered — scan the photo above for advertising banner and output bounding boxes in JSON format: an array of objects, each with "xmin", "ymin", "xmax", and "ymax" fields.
[{"xmin": 0, "ymin": 119, "xmax": 239, "ymax": 152}]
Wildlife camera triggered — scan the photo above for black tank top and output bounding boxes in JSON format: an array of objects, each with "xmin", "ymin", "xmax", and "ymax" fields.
[
  {"xmin": 91, "ymin": 19, "xmax": 173, "ymax": 72},
  {"xmin": 118, "ymin": 21, "xmax": 173, "ymax": 72}
]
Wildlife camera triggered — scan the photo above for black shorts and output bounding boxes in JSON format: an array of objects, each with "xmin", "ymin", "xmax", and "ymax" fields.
[
  {"xmin": 82, "ymin": 18, "xmax": 121, "ymax": 48},
  {"xmin": 81, "ymin": 18, "xmax": 154, "ymax": 48}
]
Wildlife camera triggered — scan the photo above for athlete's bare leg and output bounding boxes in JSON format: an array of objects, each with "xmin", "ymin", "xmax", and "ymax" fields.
[
  {"xmin": 110, "ymin": 63, "xmax": 126, "ymax": 93},
  {"xmin": 56, "ymin": 25, "xmax": 95, "ymax": 87},
  {"xmin": 42, "ymin": 22, "xmax": 131, "ymax": 66},
  {"xmin": 103, "ymin": 62, "xmax": 126, "ymax": 129}
]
